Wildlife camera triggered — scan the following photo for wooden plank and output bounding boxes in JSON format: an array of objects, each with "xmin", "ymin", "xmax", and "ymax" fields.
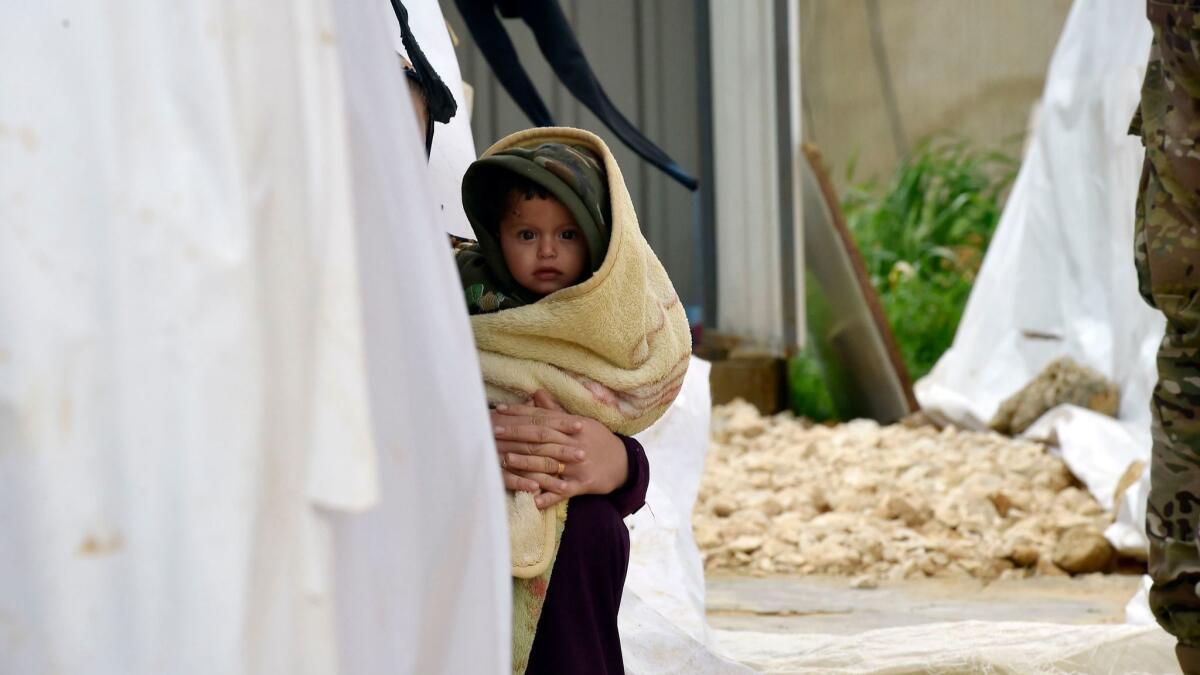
[
  {"xmin": 709, "ymin": 356, "xmax": 789, "ymax": 414},
  {"xmin": 801, "ymin": 142, "xmax": 916, "ymax": 421}
]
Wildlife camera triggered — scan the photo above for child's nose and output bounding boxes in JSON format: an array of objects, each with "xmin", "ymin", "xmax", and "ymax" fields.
[{"xmin": 538, "ymin": 239, "xmax": 556, "ymax": 257}]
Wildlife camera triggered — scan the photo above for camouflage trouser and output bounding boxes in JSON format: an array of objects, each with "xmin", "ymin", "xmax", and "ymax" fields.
[{"xmin": 1135, "ymin": 0, "xmax": 1200, "ymax": 659}]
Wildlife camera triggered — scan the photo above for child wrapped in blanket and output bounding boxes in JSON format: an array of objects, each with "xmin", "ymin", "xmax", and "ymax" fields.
[{"xmin": 456, "ymin": 128, "xmax": 691, "ymax": 674}]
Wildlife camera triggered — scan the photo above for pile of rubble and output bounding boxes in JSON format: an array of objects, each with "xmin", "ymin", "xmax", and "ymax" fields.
[{"xmin": 693, "ymin": 401, "xmax": 1117, "ymax": 582}]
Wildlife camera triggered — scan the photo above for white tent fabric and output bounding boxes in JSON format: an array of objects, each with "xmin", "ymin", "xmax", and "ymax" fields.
[
  {"xmin": 625, "ymin": 357, "xmax": 755, "ymax": 674},
  {"xmin": 326, "ymin": 2, "xmax": 510, "ymax": 672},
  {"xmin": 913, "ymin": 0, "xmax": 1162, "ymax": 557},
  {"xmin": 388, "ymin": 0, "xmax": 478, "ymax": 239},
  {"xmin": 0, "ymin": 1, "xmax": 508, "ymax": 673}
]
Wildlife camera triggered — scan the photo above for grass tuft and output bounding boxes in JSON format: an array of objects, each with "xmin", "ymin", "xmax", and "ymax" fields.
[{"xmin": 790, "ymin": 136, "xmax": 1016, "ymax": 418}]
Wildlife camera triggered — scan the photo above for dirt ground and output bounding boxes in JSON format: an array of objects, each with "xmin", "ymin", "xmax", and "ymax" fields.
[{"xmin": 705, "ymin": 572, "xmax": 1143, "ymax": 634}]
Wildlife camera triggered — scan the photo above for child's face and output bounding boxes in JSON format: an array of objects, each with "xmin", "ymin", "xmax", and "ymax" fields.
[{"xmin": 498, "ymin": 193, "xmax": 588, "ymax": 296}]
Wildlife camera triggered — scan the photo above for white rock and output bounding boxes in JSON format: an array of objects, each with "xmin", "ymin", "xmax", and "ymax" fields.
[{"xmin": 694, "ymin": 402, "xmax": 1111, "ymax": 580}]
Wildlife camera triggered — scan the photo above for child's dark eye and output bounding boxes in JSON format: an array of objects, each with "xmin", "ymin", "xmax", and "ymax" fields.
[
  {"xmin": 560, "ymin": 230, "xmax": 578, "ymax": 240},
  {"xmin": 518, "ymin": 230, "xmax": 536, "ymax": 241}
]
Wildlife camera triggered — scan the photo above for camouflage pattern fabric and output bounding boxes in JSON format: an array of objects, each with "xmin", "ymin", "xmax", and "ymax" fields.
[
  {"xmin": 1134, "ymin": 0, "xmax": 1200, "ymax": 660},
  {"xmin": 456, "ymin": 240, "xmax": 526, "ymax": 314}
]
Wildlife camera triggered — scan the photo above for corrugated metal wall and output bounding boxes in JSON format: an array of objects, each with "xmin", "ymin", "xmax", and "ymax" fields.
[
  {"xmin": 441, "ymin": 0, "xmax": 706, "ymax": 311},
  {"xmin": 709, "ymin": 0, "xmax": 792, "ymax": 349}
]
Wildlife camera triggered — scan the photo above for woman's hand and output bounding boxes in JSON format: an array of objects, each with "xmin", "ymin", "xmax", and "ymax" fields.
[
  {"xmin": 491, "ymin": 390, "xmax": 629, "ymax": 509},
  {"xmin": 490, "ymin": 401, "xmax": 584, "ymax": 494}
]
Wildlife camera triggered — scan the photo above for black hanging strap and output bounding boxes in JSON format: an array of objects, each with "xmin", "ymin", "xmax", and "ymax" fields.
[
  {"xmin": 454, "ymin": 0, "xmax": 699, "ymax": 191},
  {"xmin": 391, "ymin": 0, "xmax": 458, "ymax": 155}
]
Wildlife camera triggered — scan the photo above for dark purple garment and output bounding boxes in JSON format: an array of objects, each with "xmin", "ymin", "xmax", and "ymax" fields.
[{"xmin": 524, "ymin": 435, "xmax": 649, "ymax": 675}]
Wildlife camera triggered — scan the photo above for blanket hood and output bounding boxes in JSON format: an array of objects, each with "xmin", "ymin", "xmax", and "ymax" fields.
[{"xmin": 469, "ymin": 127, "xmax": 691, "ymax": 435}]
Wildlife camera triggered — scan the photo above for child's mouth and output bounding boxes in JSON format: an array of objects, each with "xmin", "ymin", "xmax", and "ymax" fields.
[{"xmin": 534, "ymin": 269, "xmax": 561, "ymax": 280}]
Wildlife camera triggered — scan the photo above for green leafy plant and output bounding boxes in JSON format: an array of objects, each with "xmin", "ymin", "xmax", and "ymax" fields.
[
  {"xmin": 790, "ymin": 137, "xmax": 1016, "ymax": 420},
  {"xmin": 842, "ymin": 137, "xmax": 1017, "ymax": 382},
  {"xmin": 788, "ymin": 346, "xmax": 838, "ymax": 422}
]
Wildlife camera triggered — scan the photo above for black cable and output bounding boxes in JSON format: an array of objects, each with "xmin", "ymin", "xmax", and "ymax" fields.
[
  {"xmin": 454, "ymin": 0, "xmax": 556, "ymax": 126},
  {"xmin": 454, "ymin": 0, "xmax": 699, "ymax": 191}
]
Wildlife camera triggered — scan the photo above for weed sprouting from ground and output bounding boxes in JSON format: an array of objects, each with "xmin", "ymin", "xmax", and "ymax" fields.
[{"xmin": 843, "ymin": 137, "xmax": 1016, "ymax": 382}]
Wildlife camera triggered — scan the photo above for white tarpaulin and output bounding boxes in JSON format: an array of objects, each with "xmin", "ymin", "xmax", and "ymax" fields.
[
  {"xmin": 0, "ymin": 1, "xmax": 509, "ymax": 673},
  {"xmin": 913, "ymin": 0, "xmax": 1163, "ymax": 558},
  {"xmin": 625, "ymin": 357, "xmax": 755, "ymax": 674},
  {"xmin": 712, "ymin": 621, "xmax": 1180, "ymax": 674}
]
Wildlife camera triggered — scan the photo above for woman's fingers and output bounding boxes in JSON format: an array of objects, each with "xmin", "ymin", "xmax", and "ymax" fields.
[
  {"xmin": 490, "ymin": 421, "xmax": 580, "ymax": 448},
  {"xmin": 501, "ymin": 469, "xmax": 541, "ymax": 493},
  {"xmin": 518, "ymin": 471, "xmax": 571, "ymax": 494},
  {"xmin": 535, "ymin": 491, "xmax": 567, "ymax": 509},
  {"xmin": 495, "ymin": 440, "xmax": 584, "ymax": 463},
  {"xmin": 491, "ymin": 404, "xmax": 585, "ymax": 433},
  {"xmin": 500, "ymin": 452, "xmax": 568, "ymax": 475},
  {"xmin": 491, "ymin": 402, "xmax": 546, "ymax": 417}
]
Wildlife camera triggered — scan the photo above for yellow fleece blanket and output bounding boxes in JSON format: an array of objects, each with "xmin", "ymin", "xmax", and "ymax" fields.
[
  {"xmin": 473, "ymin": 129, "xmax": 691, "ymax": 437},
  {"xmin": 469, "ymin": 127, "xmax": 691, "ymax": 671}
]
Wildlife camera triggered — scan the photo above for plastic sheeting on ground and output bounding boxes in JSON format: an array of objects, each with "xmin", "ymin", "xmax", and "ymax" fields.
[
  {"xmin": 913, "ymin": 0, "xmax": 1161, "ymax": 558},
  {"xmin": 624, "ymin": 357, "xmax": 755, "ymax": 674},
  {"xmin": 712, "ymin": 621, "xmax": 1181, "ymax": 674},
  {"xmin": 0, "ymin": 1, "xmax": 509, "ymax": 673}
]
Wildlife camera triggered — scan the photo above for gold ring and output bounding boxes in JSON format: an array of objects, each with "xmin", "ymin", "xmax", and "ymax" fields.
[{"xmin": 556, "ymin": 462, "xmax": 566, "ymax": 475}]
